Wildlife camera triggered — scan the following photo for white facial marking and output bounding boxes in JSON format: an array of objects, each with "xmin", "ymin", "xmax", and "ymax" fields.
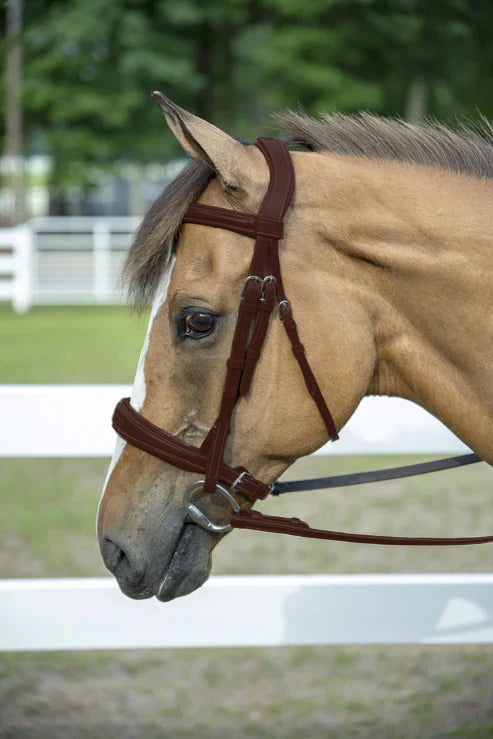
[
  {"xmin": 98, "ymin": 253, "xmax": 176, "ymax": 521},
  {"xmin": 101, "ymin": 434, "xmax": 126, "ymax": 496},
  {"xmin": 131, "ymin": 254, "xmax": 175, "ymax": 412}
]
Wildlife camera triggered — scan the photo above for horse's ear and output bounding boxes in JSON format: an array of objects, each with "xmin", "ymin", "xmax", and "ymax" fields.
[{"xmin": 151, "ymin": 91, "xmax": 265, "ymax": 194}]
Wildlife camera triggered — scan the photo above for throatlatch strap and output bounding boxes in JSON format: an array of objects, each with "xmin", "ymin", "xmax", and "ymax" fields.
[{"xmin": 255, "ymin": 138, "xmax": 338, "ymax": 441}]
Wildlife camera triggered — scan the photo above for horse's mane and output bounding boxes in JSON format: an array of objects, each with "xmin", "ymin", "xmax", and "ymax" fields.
[
  {"xmin": 124, "ymin": 111, "xmax": 493, "ymax": 308},
  {"xmin": 276, "ymin": 110, "xmax": 493, "ymax": 179}
]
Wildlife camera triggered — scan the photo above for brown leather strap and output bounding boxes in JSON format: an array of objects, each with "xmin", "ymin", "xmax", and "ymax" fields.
[
  {"xmin": 202, "ymin": 278, "xmax": 262, "ymax": 492},
  {"xmin": 192, "ymin": 138, "xmax": 305, "ymax": 494},
  {"xmin": 279, "ymin": 302, "xmax": 339, "ymax": 441},
  {"xmin": 255, "ymin": 139, "xmax": 339, "ymax": 441},
  {"xmin": 184, "ymin": 204, "xmax": 283, "ymax": 240},
  {"xmin": 255, "ymin": 138, "xmax": 295, "ymax": 228},
  {"xmin": 181, "ymin": 139, "xmax": 339, "ymax": 443},
  {"xmin": 231, "ymin": 508, "xmax": 493, "ymax": 546},
  {"xmin": 239, "ymin": 278, "xmax": 276, "ymax": 396}
]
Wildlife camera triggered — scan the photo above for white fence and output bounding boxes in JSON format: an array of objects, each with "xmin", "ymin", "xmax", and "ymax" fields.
[
  {"xmin": 0, "ymin": 217, "xmax": 140, "ymax": 312},
  {"xmin": 0, "ymin": 386, "xmax": 491, "ymax": 651},
  {"xmin": 0, "ymin": 386, "xmax": 472, "ymax": 457},
  {"xmin": 3, "ymin": 575, "xmax": 493, "ymax": 651},
  {"xmin": 0, "ymin": 225, "xmax": 32, "ymax": 312}
]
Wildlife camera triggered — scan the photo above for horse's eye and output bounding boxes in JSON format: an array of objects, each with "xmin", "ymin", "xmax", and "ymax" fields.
[{"xmin": 184, "ymin": 311, "xmax": 216, "ymax": 338}]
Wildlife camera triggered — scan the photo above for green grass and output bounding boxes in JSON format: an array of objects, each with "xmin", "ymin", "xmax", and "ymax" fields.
[
  {"xmin": 0, "ymin": 458, "xmax": 107, "ymax": 578},
  {"xmin": 0, "ymin": 305, "xmax": 149, "ymax": 383},
  {"xmin": 1, "ymin": 454, "xmax": 492, "ymax": 580}
]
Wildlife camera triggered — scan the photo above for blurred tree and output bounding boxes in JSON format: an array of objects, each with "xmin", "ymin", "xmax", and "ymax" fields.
[
  {"xmin": 237, "ymin": 0, "xmax": 493, "ymax": 123},
  {"xmin": 18, "ymin": 0, "xmax": 201, "ymax": 201},
  {"xmin": 1, "ymin": 0, "xmax": 492, "ymax": 205}
]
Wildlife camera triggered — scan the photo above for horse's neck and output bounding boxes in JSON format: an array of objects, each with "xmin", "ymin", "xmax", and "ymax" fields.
[{"xmin": 314, "ymin": 154, "xmax": 493, "ymax": 461}]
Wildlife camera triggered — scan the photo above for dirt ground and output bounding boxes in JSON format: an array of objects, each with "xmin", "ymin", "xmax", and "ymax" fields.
[
  {"xmin": 1, "ymin": 455, "xmax": 493, "ymax": 737},
  {"xmin": 1, "ymin": 644, "xmax": 493, "ymax": 738}
]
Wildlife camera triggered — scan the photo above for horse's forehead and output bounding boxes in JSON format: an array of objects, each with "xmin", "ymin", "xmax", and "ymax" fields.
[{"xmin": 170, "ymin": 221, "xmax": 252, "ymax": 293}]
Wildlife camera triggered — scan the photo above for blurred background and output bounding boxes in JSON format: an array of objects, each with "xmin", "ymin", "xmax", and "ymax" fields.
[
  {"xmin": 1, "ymin": 1, "xmax": 493, "ymax": 737},
  {"xmin": 3, "ymin": 0, "xmax": 493, "ymax": 313},
  {"xmin": 2, "ymin": 0, "xmax": 493, "ymax": 225}
]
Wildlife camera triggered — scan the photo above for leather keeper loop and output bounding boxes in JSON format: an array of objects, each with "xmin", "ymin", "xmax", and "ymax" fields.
[
  {"xmin": 279, "ymin": 306, "xmax": 293, "ymax": 322},
  {"xmin": 246, "ymin": 347, "xmax": 261, "ymax": 360},
  {"xmin": 255, "ymin": 217, "xmax": 283, "ymax": 239},
  {"xmin": 226, "ymin": 358, "xmax": 245, "ymax": 370},
  {"xmin": 239, "ymin": 302, "xmax": 260, "ymax": 315}
]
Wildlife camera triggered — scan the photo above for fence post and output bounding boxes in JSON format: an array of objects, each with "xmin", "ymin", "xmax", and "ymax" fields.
[
  {"xmin": 12, "ymin": 224, "xmax": 33, "ymax": 313},
  {"xmin": 93, "ymin": 219, "xmax": 111, "ymax": 302}
]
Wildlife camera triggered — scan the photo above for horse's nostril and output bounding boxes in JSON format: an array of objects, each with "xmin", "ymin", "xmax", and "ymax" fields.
[
  {"xmin": 101, "ymin": 538, "xmax": 123, "ymax": 571},
  {"xmin": 101, "ymin": 537, "xmax": 144, "ymax": 587}
]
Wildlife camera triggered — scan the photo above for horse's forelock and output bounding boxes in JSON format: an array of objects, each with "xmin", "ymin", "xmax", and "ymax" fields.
[{"xmin": 123, "ymin": 158, "xmax": 214, "ymax": 310}]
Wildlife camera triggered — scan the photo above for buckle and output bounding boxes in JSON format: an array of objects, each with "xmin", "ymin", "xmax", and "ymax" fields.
[
  {"xmin": 241, "ymin": 275, "xmax": 262, "ymax": 299},
  {"xmin": 260, "ymin": 275, "xmax": 276, "ymax": 302},
  {"xmin": 232, "ymin": 469, "xmax": 275, "ymax": 498},
  {"xmin": 278, "ymin": 299, "xmax": 291, "ymax": 319},
  {"xmin": 254, "ymin": 217, "xmax": 283, "ymax": 239},
  {"xmin": 231, "ymin": 470, "xmax": 252, "ymax": 491}
]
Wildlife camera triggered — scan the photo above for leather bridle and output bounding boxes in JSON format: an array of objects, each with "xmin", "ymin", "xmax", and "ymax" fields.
[{"xmin": 112, "ymin": 137, "xmax": 491, "ymax": 547}]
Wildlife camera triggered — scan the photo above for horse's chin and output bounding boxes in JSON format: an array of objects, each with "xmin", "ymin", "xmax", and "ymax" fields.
[
  {"xmin": 156, "ymin": 522, "xmax": 213, "ymax": 602},
  {"xmin": 113, "ymin": 522, "xmax": 213, "ymax": 602}
]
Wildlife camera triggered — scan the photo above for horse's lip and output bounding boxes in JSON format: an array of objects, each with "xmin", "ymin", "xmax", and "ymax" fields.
[
  {"xmin": 112, "ymin": 513, "xmax": 188, "ymax": 601},
  {"xmin": 156, "ymin": 521, "xmax": 212, "ymax": 602},
  {"xmin": 116, "ymin": 579, "xmax": 155, "ymax": 600}
]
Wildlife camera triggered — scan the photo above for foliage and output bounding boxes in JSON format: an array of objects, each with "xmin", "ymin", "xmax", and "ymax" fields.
[{"xmin": 1, "ymin": 0, "xmax": 493, "ymax": 192}]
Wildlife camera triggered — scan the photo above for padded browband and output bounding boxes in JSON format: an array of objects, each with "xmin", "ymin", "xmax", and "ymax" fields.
[{"xmin": 184, "ymin": 204, "xmax": 284, "ymax": 240}]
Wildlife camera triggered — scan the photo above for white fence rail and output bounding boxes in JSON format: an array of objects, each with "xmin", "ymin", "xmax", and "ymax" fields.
[
  {"xmin": 0, "ymin": 217, "xmax": 140, "ymax": 312},
  {"xmin": 0, "ymin": 386, "xmax": 471, "ymax": 457},
  {"xmin": 1, "ymin": 385, "xmax": 491, "ymax": 651},
  {"xmin": 2, "ymin": 575, "xmax": 493, "ymax": 651}
]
